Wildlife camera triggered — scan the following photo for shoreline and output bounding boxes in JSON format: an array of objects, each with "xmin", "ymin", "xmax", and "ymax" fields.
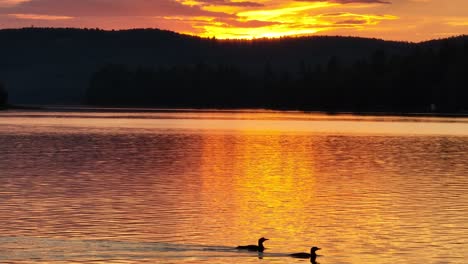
[{"xmin": 2, "ymin": 104, "xmax": 468, "ymax": 119}]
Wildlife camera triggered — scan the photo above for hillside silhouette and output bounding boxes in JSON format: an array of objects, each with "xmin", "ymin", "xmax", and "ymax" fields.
[
  {"xmin": 1, "ymin": 28, "xmax": 467, "ymax": 113},
  {"xmin": 0, "ymin": 81, "xmax": 7, "ymax": 109}
]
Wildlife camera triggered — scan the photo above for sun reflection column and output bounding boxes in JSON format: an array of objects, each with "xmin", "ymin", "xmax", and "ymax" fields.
[{"xmin": 196, "ymin": 130, "xmax": 319, "ymax": 247}]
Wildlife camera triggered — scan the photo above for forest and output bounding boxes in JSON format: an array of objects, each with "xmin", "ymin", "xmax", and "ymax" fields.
[
  {"xmin": 1, "ymin": 28, "xmax": 467, "ymax": 113},
  {"xmin": 86, "ymin": 38, "xmax": 468, "ymax": 113},
  {"xmin": 0, "ymin": 82, "xmax": 7, "ymax": 109},
  {"xmin": 0, "ymin": 28, "xmax": 408, "ymax": 105}
]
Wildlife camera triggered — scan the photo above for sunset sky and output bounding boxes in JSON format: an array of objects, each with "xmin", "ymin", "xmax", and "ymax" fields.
[{"xmin": 0, "ymin": 0, "xmax": 467, "ymax": 41}]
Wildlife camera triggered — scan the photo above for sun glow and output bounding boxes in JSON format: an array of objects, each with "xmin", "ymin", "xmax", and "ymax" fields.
[
  {"xmin": 2, "ymin": 0, "xmax": 468, "ymax": 41},
  {"xmin": 237, "ymin": 2, "xmax": 336, "ymax": 19},
  {"xmin": 198, "ymin": 25, "xmax": 321, "ymax": 39},
  {"xmin": 176, "ymin": 1, "xmax": 398, "ymax": 39}
]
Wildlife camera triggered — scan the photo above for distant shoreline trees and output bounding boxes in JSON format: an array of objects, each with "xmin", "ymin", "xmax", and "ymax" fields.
[
  {"xmin": 2, "ymin": 28, "xmax": 467, "ymax": 108},
  {"xmin": 0, "ymin": 81, "xmax": 8, "ymax": 109},
  {"xmin": 86, "ymin": 39, "xmax": 468, "ymax": 113}
]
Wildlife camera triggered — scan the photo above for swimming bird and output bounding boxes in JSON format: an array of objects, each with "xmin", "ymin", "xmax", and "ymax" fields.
[
  {"xmin": 289, "ymin": 246, "xmax": 321, "ymax": 261},
  {"xmin": 236, "ymin": 237, "xmax": 269, "ymax": 252}
]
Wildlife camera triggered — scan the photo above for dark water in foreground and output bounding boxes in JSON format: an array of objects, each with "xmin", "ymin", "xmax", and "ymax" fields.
[{"xmin": 1, "ymin": 110, "xmax": 468, "ymax": 264}]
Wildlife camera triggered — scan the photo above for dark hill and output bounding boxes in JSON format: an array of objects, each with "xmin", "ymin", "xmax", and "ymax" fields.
[
  {"xmin": 1, "ymin": 27, "xmax": 412, "ymax": 105},
  {"xmin": 1, "ymin": 28, "xmax": 467, "ymax": 112},
  {"xmin": 0, "ymin": 81, "xmax": 7, "ymax": 108}
]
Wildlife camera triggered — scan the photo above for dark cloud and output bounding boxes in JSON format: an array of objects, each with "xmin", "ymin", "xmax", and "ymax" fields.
[
  {"xmin": 0, "ymin": 0, "xmax": 230, "ymax": 17},
  {"xmin": 334, "ymin": 19, "xmax": 367, "ymax": 25},
  {"xmin": 320, "ymin": 12, "xmax": 349, "ymax": 17},
  {"xmin": 216, "ymin": 18, "xmax": 280, "ymax": 28},
  {"xmin": 331, "ymin": 0, "xmax": 390, "ymax": 3},
  {"xmin": 198, "ymin": 0, "xmax": 264, "ymax": 7},
  {"xmin": 296, "ymin": 0, "xmax": 390, "ymax": 4}
]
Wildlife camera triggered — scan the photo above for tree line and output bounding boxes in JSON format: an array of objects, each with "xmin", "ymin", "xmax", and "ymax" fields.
[
  {"xmin": 86, "ymin": 38, "xmax": 468, "ymax": 113},
  {"xmin": 1, "ymin": 28, "xmax": 410, "ymax": 105},
  {"xmin": 0, "ymin": 82, "xmax": 7, "ymax": 109}
]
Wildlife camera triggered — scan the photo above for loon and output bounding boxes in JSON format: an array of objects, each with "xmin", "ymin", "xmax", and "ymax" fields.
[
  {"xmin": 289, "ymin": 246, "xmax": 321, "ymax": 261},
  {"xmin": 236, "ymin": 237, "xmax": 269, "ymax": 252}
]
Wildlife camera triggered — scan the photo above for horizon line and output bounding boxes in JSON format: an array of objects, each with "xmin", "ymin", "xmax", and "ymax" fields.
[{"xmin": 1, "ymin": 26, "xmax": 467, "ymax": 44}]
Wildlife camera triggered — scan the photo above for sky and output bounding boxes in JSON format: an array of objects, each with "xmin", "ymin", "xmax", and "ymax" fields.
[{"xmin": 0, "ymin": 0, "xmax": 467, "ymax": 41}]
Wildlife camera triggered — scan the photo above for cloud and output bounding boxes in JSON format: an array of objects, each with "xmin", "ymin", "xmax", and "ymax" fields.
[
  {"xmin": 12, "ymin": 0, "xmax": 460, "ymax": 41},
  {"xmin": 0, "ymin": 0, "xmax": 229, "ymax": 17},
  {"xmin": 197, "ymin": 0, "xmax": 264, "ymax": 7},
  {"xmin": 334, "ymin": 19, "xmax": 367, "ymax": 25},
  {"xmin": 216, "ymin": 17, "xmax": 280, "ymax": 28},
  {"xmin": 0, "ymin": 0, "xmax": 28, "ymax": 8},
  {"xmin": 296, "ymin": 0, "xmax": 391, "ymax": 4},
  {"xmin": 8, "ymin": 13, "xmax": 72, "ymax": 20},
  {"xmin": 330, "ymin": 0, "xmax": 390, "ymax": 3}
]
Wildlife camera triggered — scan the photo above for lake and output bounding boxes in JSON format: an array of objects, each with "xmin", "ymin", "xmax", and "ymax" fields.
[{"xmin": 1, "ymin": 109, "xmax": 468, "ymax": 264}]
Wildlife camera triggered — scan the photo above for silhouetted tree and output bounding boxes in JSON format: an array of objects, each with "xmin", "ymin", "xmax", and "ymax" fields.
[{"xmin": 0, "ymin": 81, "xmax": 8, "ymax": 108}]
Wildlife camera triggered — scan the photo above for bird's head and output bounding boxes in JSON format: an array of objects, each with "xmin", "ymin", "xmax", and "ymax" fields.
[{"xmin": 311, "ymin": 246, "xmax": 321, "ymax": 252}]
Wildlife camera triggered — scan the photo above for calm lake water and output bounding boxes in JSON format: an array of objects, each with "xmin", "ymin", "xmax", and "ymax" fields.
[{"xmin": 1, "ymin": 110, "xmax": 468, "ymax": 264}]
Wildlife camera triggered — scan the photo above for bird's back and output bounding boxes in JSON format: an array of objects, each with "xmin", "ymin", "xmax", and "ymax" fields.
[
  {"xmin": 289, "ymin": 253, "xmax": 311, "ymax": 259},
  {"xmin": 236, "ymin": 245, "xmax": 261, "ymax": 251}
]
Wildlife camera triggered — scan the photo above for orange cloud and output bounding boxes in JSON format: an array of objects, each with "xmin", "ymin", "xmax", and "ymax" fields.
[
  {"xmin": 9, "ymin": 13, "xmax": 72, "ymax": 20},
  {"xmin": 196, "ymin": 0, "xmax": 264, "ymax": 7},
  {"xmin": 0, "ymin": 0, "xmax": 467, "ymax": 41},
  {"xmin": 188, "ymin": 1, "xmax": 397, "ymax": 38},
  {"xmin": 0, "ymin": 0, "xmax": 228, "ymax": 17},
  {"xmin": 298, "ymin": 0, "xmax": 390, "ymax": 3},
  {"xmin": 0, "ymin": 0, "xmax": 29, "ymax": 7}
]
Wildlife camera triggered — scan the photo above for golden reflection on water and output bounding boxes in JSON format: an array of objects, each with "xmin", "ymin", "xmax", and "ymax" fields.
[
  {"xmin": 0, "ymin": 111, "xmax": 468, "ymax": 263},
  {"xmin": 198, "ymin": 133, "xmax": 319, "ymax": 249}
]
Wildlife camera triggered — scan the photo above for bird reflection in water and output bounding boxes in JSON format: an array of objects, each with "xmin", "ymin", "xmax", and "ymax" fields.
[{"xmin": 258, "ymin": 252, "xmax": 264, "ymax": 259}]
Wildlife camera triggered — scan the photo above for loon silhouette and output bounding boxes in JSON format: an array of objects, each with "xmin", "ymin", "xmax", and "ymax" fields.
[
  {"xmin": 289, "ymin": 246, "xmax": 321, "ymax": 261},
  {"xmin": 236, "ymin": 237, "xmax": 269, "ymax": 252}
]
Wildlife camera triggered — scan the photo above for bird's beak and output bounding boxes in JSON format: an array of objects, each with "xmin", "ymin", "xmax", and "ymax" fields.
[
  {"xmin": 265, "ymin": 238, "xmax": 269, "ymax": 241},
  {"xmin": 317, "ymin": 248, "xmax": 321, "ymax": 250}
]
